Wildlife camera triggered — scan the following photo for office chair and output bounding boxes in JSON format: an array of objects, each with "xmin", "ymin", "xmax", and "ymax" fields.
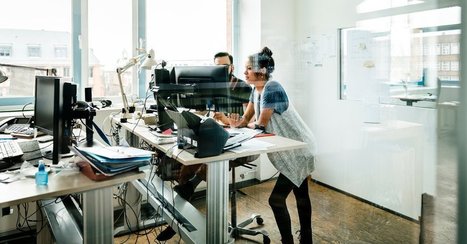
[{"xmin": 228, "ymin": 156, "xmax": 271, "ymax": 244}]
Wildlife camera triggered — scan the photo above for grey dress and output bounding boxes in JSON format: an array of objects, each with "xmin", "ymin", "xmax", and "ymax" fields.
[{"xmin": 252, "ymin": 81, "xmax": 317, "ymax": 187}]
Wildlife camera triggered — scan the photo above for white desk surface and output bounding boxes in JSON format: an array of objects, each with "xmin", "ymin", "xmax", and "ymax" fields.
[
  {"xmin": 118, "ymin": 119, "xmax": 307, "ymax": 165},
  {"xmin": 0, "ymin": 168, "xmax": 145, "ymax": 208}
]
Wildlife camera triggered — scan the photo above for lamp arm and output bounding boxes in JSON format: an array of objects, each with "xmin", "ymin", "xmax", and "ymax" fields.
[
  {"xmin": 117, "ymin": 53, "xmax": 146, "ymax": 73},
  {"xmin": 115, "ymin": 53, "xmax": 146, "ymax": 115},
  {"xmin": 0, "ymin": 63, "xmax": 57, "ymax": 76},
  {"xmin": 117, "ymin": 71, "xmax": 130, "ymax": 114}
]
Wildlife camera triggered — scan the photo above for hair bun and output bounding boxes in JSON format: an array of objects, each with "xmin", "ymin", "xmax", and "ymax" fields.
[{"xmin": 260, "ymin": 47, "xmax": 273, "ymax": 57}]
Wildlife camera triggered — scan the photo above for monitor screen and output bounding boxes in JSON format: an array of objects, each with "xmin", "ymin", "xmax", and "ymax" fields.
[
  {"xmin": 34, "ymin": 76, "xmax": 76, "ymax": 164},
  {"xmin": 172, "ymin": 65, "xmax": 231, "ymax": 111},
  {"xmin": 34, "ymin": 77, "xmax": 58, "ymax": 135}
]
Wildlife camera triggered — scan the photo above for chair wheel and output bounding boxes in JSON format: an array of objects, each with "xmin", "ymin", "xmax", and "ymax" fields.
[
  {"xmin": 263, "ymin": 235, "xmax": 271, "ymax": 244},
  {"xmin": 256, "ymin": 217, "xmax": 264, "ymax": 225}
]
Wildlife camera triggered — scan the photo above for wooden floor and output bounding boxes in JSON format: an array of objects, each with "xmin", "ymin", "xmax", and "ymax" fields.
[{"xmin": 114, "ymin": 178, "xmax": 419, "ymax": 243}]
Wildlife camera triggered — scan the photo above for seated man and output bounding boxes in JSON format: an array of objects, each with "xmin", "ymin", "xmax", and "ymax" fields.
[{"xmin": 156, "ymin": 52, "xmax": 258, "ymax": 241}]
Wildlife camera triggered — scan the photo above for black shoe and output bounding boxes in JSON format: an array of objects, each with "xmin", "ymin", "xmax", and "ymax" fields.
[
  {"xmin": 174, "ymin": 182, "xmax": 195, "ymax": 201},
  {"xmin": 156, "ymin": 226, "xmax": 176, "ymax": 241},
  {"xmin": 297, "ymin": 229, "xmax": 312, "ymax": 244}
]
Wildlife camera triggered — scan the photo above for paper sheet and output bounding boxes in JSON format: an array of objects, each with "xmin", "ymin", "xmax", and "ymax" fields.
[{"xmin": 227, "ymin": 139, "xmax": 273, "ymax": 153}]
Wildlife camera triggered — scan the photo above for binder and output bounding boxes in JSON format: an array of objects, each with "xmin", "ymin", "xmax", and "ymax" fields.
[{"xmin": 72, "ymin": 145, "xmax": 153, "ymax": 176}]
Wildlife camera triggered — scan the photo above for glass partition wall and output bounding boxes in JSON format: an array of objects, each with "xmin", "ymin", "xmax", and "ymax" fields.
[{"xmin": 339, "ymin": 0, "xmax": 461, "ymax": 243}]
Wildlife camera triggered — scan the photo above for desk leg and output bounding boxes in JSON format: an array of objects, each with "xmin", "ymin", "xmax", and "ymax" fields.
[
  {"xmin": 36, "ymin": 202, "xmax": 53, "ymax": 244},
  {"xmin": 206, "ymin": 160, "xmax": 229, "ymax": 244},
  {"xmin": 82, "ymin": 187, "xmax": 114, "ymax": 244}
]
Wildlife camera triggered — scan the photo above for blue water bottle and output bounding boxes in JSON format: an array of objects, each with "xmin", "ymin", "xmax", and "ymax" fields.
[{"xmin": 35, "ymin": 161, "xmax": 48, "ymax": 186}]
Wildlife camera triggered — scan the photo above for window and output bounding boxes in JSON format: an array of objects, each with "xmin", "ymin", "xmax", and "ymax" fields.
[
  {"xmin": 0, "ymin": 0, "xmax": 71, "ymax": 106},
  {"xmin": 340, "ymin": 6, "xmax": 461, "ymax": 101},
  {"xmin": 0, "ymin": 45, "xmax": 11, "ymax": 57},
  {"xmin": 54, "ymin": 46, "xmax": 67, "ymax": 58},
  {"xmin": 451, "ymin": 61, "xmax": 459, "ymax": 71},
  {"xmin": 451, "ymin": 42, "xmax": 459, "ymax": 54},
  {"xmin": 440, "ymin": 61, "xmax": 450, "ymax": 71},
  {"xmin": 87, "ymin": 0, "xmax": 132, "ymax": 99},
  {"xmin": 440, "ymin": 43, "xmax": 450, "ymax": 55},
  {"xmin": 146, "ymin": 0, "xmax": 229, "ymax": 66},
  {"xmin": 27, "ymin": 45, "xmax": 41, "ymax": 57}
]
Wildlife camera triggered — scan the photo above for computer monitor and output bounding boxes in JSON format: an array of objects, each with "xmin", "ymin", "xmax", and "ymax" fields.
[
  {"xmin": 153, "ymin": 65, "xmax": 227, "ymax": 130},
  {"xmin": 173, "ymin": 65, "xmax": 231, "ymax": 111},
  {"xmin": 34, "ymin": 76, "xmax": 77, "ymax": 164},
  {"xmin": 153, "ymin": 65, "xmax": 252, "ymax": 130}
]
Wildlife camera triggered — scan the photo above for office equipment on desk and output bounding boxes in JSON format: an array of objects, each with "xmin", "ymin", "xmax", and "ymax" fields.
[
  {"xmin": 36, "ymin": 135, "xmax": 54, "ymax": 143},
  {"xmin": 152, "ymin": 136, "xmax": 178, "ymax": 145},
  {"xmin": 0, "ymin": 140, "xmax": 23, "ymax": 161},
  {"xmin": 4, "ymin": 123, "xmax": 30, "ymax": 134},
  {"xmin": 72, "ymin": 145, "xmax": 153, "ymax": 176},
  {"xmin": 10, "ymin": 128, "xmax": 46, "ymax": 139},
  {"xmin": 34, "ymin": 76, "xmax": 77, "ymax": 164},
  {"xmin": 0, "ymin": 117, "xmax": 31, "ymax": 134},
  {"xmin": 0, "ymin": 140, "xmax": 43, "ymax": 172},
  {"xmin": 224, "ymin": 129, "xmax": 261, "ymax": 149},
  {"xmin": 166, "ymin": 109, "xmax": 228, "ymax": 158},
  {"xmin": 153, "ymin": 65, "xmax": 251, "ymax": 130},
  {"xmin": 35, "ymin": 161, "xmax": 48, "ymax": 185},
  {"xmin": 116, "ymin": 49, "xmax": 156, "ymax": 120}
]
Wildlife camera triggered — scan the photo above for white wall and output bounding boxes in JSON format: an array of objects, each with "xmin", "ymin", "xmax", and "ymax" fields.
[{"xmin": 237, "ymin": 0, "xmax": 439, "ymax": 219}]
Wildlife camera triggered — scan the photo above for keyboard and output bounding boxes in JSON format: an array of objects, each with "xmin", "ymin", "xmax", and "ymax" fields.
[
  {"xmin": 10, "ymin": 128, "xmax": 42, "ymax": 138},
  {"xmin": 4, "ymin": 124, "xmax": 30, "ymax": 134},
  {"xmin": 0, "ymin": 141, "xmax": 24, "ymax": 160}
]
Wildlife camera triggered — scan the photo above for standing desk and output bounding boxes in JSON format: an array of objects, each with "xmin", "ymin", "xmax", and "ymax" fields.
[
  {"xmin": 116, "ymin": 118, "xmax": 307, "ymax": 243},
  {"xmin": 0, "ymin": 166, "xmax": 145, "ymax": 243}
]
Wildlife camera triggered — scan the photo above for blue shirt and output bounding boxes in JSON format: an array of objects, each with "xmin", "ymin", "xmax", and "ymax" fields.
[{"xmin": 249, "ymin": 80, "xmax": 289, "ymax": 120}]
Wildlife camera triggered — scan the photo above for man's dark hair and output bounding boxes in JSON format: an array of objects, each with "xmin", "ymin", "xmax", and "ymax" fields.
[{"xmin": 214, "ymin": 52, "xmax": 233, "ymax": 64}]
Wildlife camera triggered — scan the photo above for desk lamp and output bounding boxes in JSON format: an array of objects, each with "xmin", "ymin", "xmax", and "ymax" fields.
[
  {"xmin": 0, "ymin": 63, "xmax": 57, "ymax": 81},
  {"xmin": 116, "ymin": 49, "xmax": 156, "ymax": 119}
]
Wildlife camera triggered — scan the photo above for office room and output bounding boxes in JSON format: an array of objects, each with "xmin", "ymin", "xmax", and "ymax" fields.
[{"xmin": 0, "ymin": 0, "xmax": 465, "ymax": 243}]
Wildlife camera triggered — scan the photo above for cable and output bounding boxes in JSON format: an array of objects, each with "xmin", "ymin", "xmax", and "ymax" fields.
[
  {"xmin": 21, "ymin": 102, "xmax": 33, "ymax": 119},
  {"xmin": 39, "ymin": 142, "xmax": 53, "ymax": 150},
  {"xmin": 130, "ymin": 88, "xmax": 152, "ymax": 134}
]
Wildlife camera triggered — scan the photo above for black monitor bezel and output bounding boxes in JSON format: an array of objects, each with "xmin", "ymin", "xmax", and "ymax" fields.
[{"xmin": 34, "ymin": 76, "xmax": 76, "ymax": 164}]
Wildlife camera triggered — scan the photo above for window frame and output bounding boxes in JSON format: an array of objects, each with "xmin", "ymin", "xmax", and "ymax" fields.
[{"xmin": 0, "ymin": 0, "xmax": 235, "ymax": 111}]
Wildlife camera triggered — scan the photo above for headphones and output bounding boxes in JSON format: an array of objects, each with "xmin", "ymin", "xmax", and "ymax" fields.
[
  {"xmin": 75, "ymin": 100, "xmax": 112, "ymax": 110},
  {"xmin": 98, "ymin": 100, "xmax": 112, "ymax": 108}
]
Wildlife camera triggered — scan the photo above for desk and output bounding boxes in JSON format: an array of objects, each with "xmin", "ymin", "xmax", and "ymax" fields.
[
  {"xmin": 115, "ymin": 118, "xmax": 306, "ymax": 243},
  {"xmin": 0, "ymin": 166, "xmax": 145, "ymax": 243},
  {"xmin": 392, "ymin": 94, "xmax": 437, "ymax": 106}
]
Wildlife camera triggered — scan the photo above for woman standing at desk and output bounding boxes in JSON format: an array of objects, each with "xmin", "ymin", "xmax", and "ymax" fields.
[{"xmin": 231, "ymin": 47, "xmax": 317, "ymax": 244}]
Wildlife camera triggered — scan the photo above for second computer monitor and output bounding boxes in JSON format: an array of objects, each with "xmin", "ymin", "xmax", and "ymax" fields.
[{"xmin": 34, "ymin": 76, "xmax": 76, "ymax": 164}]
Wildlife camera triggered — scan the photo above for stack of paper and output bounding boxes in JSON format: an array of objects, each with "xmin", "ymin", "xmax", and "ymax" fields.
[{"xmin": 72, "ymin": 145, "xmax": 153, "ymax": 176}]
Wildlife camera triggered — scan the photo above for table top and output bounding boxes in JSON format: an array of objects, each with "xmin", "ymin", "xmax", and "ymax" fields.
[
  {"xmin": 0, "ymin": 167, "xmax": 145, "ymax": 208},
  {"xmin": 392, "ymin": 94, "xmax": 437, "ymax": 104},
  {"xmin": 116, "ymin": 118, "xmax": 307, "ymax": 165}
]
